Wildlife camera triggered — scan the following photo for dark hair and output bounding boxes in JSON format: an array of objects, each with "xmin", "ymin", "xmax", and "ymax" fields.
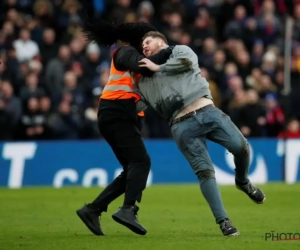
[
  {"xmin": 80, "ymin": 12, "xmax": 157, "ymax": 50},
  {"xmin": 142, "ymin": 31, "xmax": 168, "ymax": 44}
]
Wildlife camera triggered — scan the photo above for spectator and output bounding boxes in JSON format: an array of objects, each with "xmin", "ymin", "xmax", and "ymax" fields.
[
  {"xmin": 210, "ymin": 49, "xmax": 227, "ymax": 91},
  {"xmin": 0, "ymin": 80, "xmax": 22, "ymax": 126},
  {"xmin": 5, "ymin": 8, "xmax": 19, "ymax": 28},
  {"xmin": 107, "ymin": 0, "xmax": 135, "ymax": 23},
  {"xmin": 227, "ymin": 89, "xmax": 247, "ymax": 126},
  {"xmin": 14, "ymin": 60, "xmax": 29, "ymax": 92},
  {"xmin": 264, "ymin": 93, "xmax": 285, "ymax": 136},
  {"xmin": 191, "ymin": 15, "xmax": 214, "ymax": 54},
  {"xmin": 13, "ymin": 28, "xmax": 40, "ymax": 62},
  {"xmin": 198, "ymin": 37, "xmax": 217, "ymax": 68},
  {"xmin": 224, "ymin": 62, "xmax": 238, "ymax": 83},
  {"xmin": 39, "ymin": 28, "xmax": 59, "ymax": 67},
  {"xmin": 274, "ymin": 69, "xmax": 284, "ymax": 91},
  {"xmin": 245, "ymin": 68, "xmax": 263, "ymax": 90},
  {"xmin": 81, "ymin": 98, "xmax": 102, "ymax": 139},
  {"xmin": 57, "ymin": 0, "xmax": 82, "ymax": 36},
  {"xmin": 222, "ymin": 75, "xmax": 243, "ymax": 112},
  {"xmin": 70, "ymin": 61, "xmax": 89, "ymax": 94},
  {"xmin": 0, "ymin": 95, "xmax": 14, "ymax": 140},
  {"xmin": 90, "ymin": 61, "xmax": 110, "ymax": 99},
  {"xmin": 48, "ymin": 100, "xmax": 82, "ymax": 139},
  {"xmin": 224, "ymin": 5, "xmax": 247, "ymax": 39},
  {"xmin": 243, "ymin": 18, "xmax": 261, "ymax": 51},
  {"xmin": 69, "ymin": 37, "xmax": 85, "ymax": 62},
  {"xmin": 258, "ymin": 13, "xmax": 281, "ymax": 47},
  {"xmin": 256, "ymin": 74, "xmax": 277, "ymax": 98},
  {"xmin": 39, "ymin": 95, "xmax": 53, "ymax": 139},
  {"xmin": 278, "ymin": 118, "xmax": 300, "ymax": 138},
  {"xmin": 32, "ymin": 0, "xmax": 55, "ymax": 29},
  {"xmin": 45, "ymin": 45, "xmax": 71, "ymax": 98},
  {"xmin": 28, "ymin": 59, "xmax": 43, "ymax": 76},
  {"xmin": 235, "ymin": 50, "xmax": 252, "ymax": 81},
  {"xmin": 83, "ymin": 42, "xmax": 101, "ymax": 84},
  {"xmin": 4, "ymin": 47, "xmax": 20, "ymax": 91},
  {"xmin": 60, "ymin": 71, "xmax": 85, "ymax": 114},
  {"xmin": 216, "ymin": 0, "xmax": 240, "ymax": 40},
  {"xmin": 1, "ymin": 21, "xmax": 16, "ymax": 48},
  {"xmin": 261, "ymin": 50, "xmax": 277, "ymax": 78},
  {"xmin": 19, "ymin": 72, "xmax": 45, "ymax": 103},
  {"xmin": 137, "ymin": 1, "xmax": 155, "ymax": 23},
  {"xmin": 251, "ymin": 40, "xmax": 264, "ymax": 67},
  {"xmin": 238, "ymin": 89, "xmax": 267, "ymax": 137},
  {"xmin": 39, "ymin": 95, "xmax": 52, "ymax": 116},
  {"xmin": 60, "ymin": 13, "xmax": 83, "ymax": 44},
  {"xmin": 17, "ymin": 97, "xmax": 48, "ymax": 140},
  {"xmin": 164, "ymin": 12, "xmax": 184, "ymax": 46}
]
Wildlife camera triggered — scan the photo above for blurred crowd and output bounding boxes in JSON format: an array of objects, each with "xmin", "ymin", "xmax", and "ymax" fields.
[{"xmin": 0, "ymin": 0, "xmax": 300, "ymax": 141}]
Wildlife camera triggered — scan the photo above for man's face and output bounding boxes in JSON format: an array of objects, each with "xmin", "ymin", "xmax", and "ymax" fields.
[
  {"xmin": 142, "ymin": 36, "xmax": 163, "ymax": 56},
  {"xmin": 20, "ymin": 29, "xmax": 30, "ymax": 41}
]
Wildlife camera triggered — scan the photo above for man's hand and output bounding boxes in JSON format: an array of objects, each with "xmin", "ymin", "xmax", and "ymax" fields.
[{"xmin": 139, "ymin": 58, "xmax": 160, "ymax": 72}]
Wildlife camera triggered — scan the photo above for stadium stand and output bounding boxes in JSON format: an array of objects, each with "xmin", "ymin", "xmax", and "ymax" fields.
[{"xmin": 0, "ymin": 0, "xmax": 300, "ymax": 140}]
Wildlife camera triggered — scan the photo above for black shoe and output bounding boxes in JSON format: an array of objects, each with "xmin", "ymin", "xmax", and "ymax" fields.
[
  {"xmin": 235, "ymin": 180, "xmax": 266, "ymax": 204},
  {"xmin": 76, "ymin": 204, "xmax": 104, "ymax": 236},
  {"xmin": 219, "ymin": 219, "xmax": 239, "ymax": 236},
  {"xmin": 112, "ymin": 205, "xmax": 147, "ymax": 235}
]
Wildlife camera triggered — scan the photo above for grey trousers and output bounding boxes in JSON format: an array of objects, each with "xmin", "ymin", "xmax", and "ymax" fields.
[{"xmin": 170, "ymin": 105, "xmax": 249, "ymax": 179}]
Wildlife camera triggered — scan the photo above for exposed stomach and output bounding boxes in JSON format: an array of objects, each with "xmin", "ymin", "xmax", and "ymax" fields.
[{"xmin": 174, "ymin": 97, "xmax": 214, "ymax": 119}]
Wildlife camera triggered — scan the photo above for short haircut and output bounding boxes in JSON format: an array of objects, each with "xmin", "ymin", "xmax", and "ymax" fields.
[{"xmin": 142, "ymin": 31, "xmax": 168, "ymax": 44}]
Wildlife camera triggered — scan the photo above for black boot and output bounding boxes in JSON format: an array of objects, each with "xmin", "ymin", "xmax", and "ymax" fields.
[
  {"xmin": 235, "ymin": 179, "xmax": 266, "ymax": 204},
  {"xmin": 76, "ymin": 204, "xmax": 104, "ymax": 236},
  {"xmin": 112, "ymin": 205, "xmax": 147, "ymax": 235},
  {"xmin": 218, "ymin": 219, "xmax": 239, "ymax": 236}
]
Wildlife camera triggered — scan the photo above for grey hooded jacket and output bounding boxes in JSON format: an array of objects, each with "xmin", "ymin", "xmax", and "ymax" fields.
[{"xmin": 136, "ymin": 45, "xmax": 213, "ymax": 124}]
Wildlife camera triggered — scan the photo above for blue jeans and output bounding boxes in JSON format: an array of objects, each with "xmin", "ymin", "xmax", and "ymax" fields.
[
  {"xmin": 171, "ymin": 105, "xmax": 249, "ymax": 178},
  {"xmin": 170, "ymin": 105, "xmax": 250, "ymax": 223}
]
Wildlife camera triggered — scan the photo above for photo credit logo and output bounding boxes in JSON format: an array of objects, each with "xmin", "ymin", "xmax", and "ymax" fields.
[{"xmin": 265, "ymin": 231, "xmax": 300, "ymax": 241}]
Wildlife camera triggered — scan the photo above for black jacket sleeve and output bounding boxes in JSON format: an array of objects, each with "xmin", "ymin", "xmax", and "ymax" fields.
[
  {"xmin": 114, "ymin": 46, "xmax": 173, "ymax": 76},
  {"xmin": 148, "ymin": 46, "xmax": 174, "ymax": 64}
]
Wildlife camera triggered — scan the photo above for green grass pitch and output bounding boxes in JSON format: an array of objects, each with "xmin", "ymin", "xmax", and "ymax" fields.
[{"xmin": 0, "ymin": 183, "xmax": 300, "ymax": 250}]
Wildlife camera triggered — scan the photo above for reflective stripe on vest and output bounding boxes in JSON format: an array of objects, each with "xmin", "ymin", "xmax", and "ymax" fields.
[
  {"xmin": 100, "ymin": 51, "xmax": 140, "ymax": 102},
  {"xmin": 103, "ymin": 84, "xmax": 133, "ymax": 92},
  {"xmin": 107, "ymin": 72, "xmax": 131, "ymax": 81}
]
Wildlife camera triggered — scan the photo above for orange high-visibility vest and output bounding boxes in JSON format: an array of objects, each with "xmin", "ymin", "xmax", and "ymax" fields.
[
  {"xmin": 137, "ymin": 111, "xmax": 144, "ymax": 117},
  {"xmin": 100, "ymin": 49, "xmax": 144, "ymax": 117}
]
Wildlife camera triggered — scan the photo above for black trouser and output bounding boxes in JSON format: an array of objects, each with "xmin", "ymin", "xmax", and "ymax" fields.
[{"xmin": 91, "ymin": 112, "xmax": 151, "ymax": 213}]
